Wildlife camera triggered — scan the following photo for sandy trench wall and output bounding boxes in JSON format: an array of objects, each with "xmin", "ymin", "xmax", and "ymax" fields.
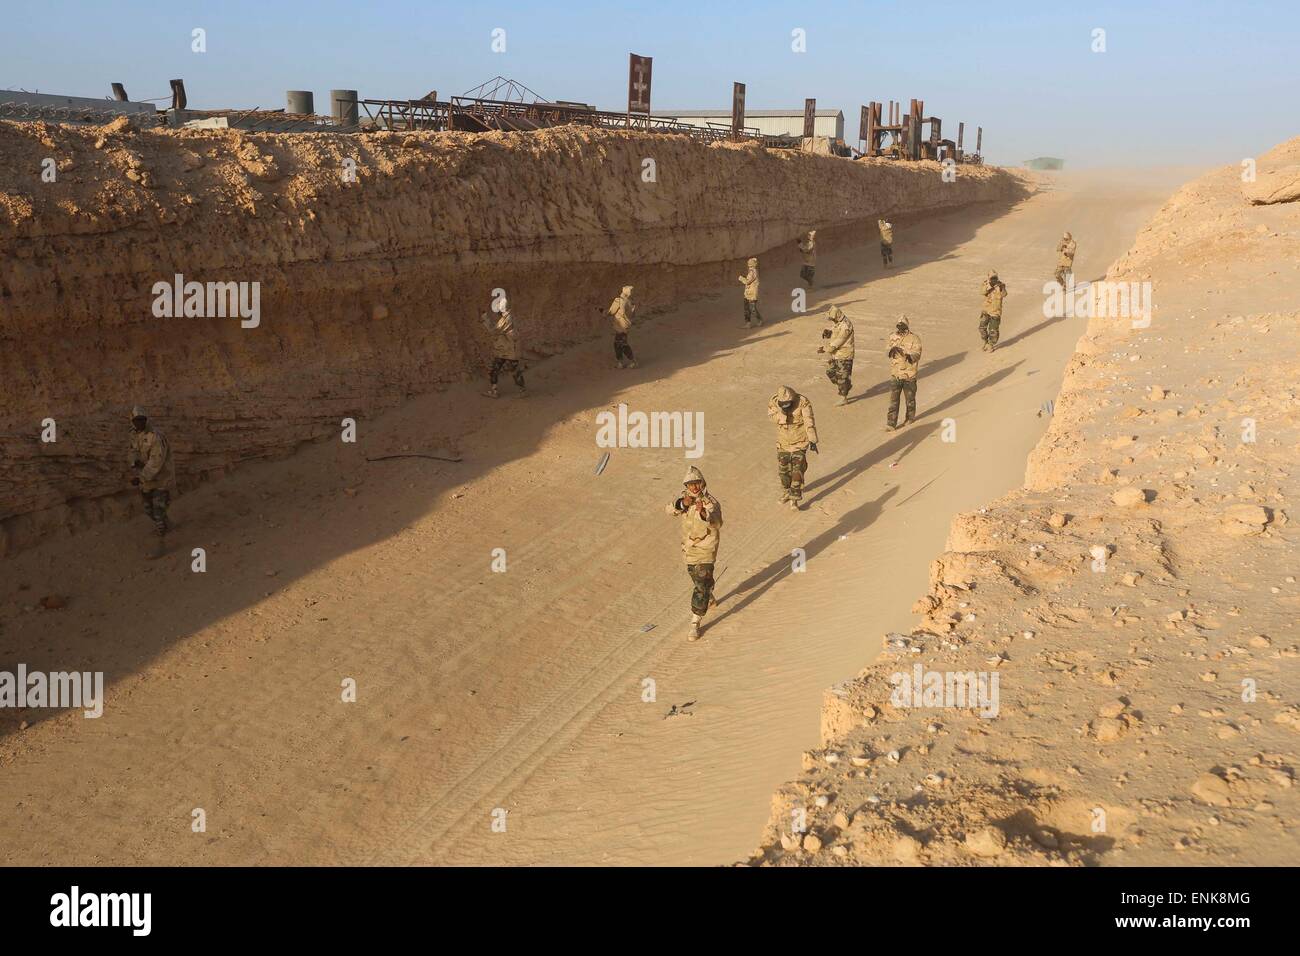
[{"xmin": 0, "ymin": 121, "xmax": 1026, "ymax": 555}]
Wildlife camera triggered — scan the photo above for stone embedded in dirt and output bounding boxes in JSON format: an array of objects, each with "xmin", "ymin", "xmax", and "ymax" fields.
[
  {"xmin": 780, "ymin": 832, "xmax": 801, "ymax": 851},
  {"xmin": 965, "ymin": 826, "xmax": 1007, "ymax": 858},
  {"xmin": 1112, "ymin": 487, "xmax": 1148, "ymax": 508},
  {"xmin": 1098, "ymin": 700, "xmax": 1127, "ymax": 719},
  {"xmin": 1191, "ymin": 772, "xmax": 1233, "ymax": 806},
  {"xmin": 1049, "ymin": 512, "xmax": 1068, "ymax": 528},
  {"xmin": 1093, "ymin": 717, "xmax": 1128, "ymax": 742},
  {"xmin": 1222, "ymin": 504, "xmax": 1270, "ymax": 536},
  {"xmin": 802, "ymin": 833, "xmax": 823, "ymax": 853},
  {"xmin": 1149, "ymin": 386, "xmax": 1167, "ymax": 401},
  {"xmin": 1249, "ymin": 635, "xmax": 1272, "ymax": 648},
  {"xmin": 38, "ymin": 595, "xmax": 67, "ymax": 610}
]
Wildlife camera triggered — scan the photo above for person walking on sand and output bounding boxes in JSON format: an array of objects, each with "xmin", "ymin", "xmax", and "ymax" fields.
[
  {"xmin": 664, "ymin": 465, "xmax": 723, "ymax": 641},
  {"xmin": 739, "ymin": 257, "xmax": 763, "ymax": 328},
  {"xmin": 978, "ymin": 270, "xmax": 1008, "ymax": 352},
  {"xmin": 878, "ymin": 218, "xmax": 895, "ymax": 268},
  {"xmin": 481, "ymin": 296, "xmax": 527, "ymax": 398},
  {"xmin": 768, "ymin": 385, "xmax": 818, "ymax": 511},
  {"xmin": 608, "ymin": 284, "xmax": 638, "ymax": 369},
  {"xmin": 1055, "ymin": 231, "xmax": 1077, "ymax": 287},
  {"xmin": 798, "ymin": 230, "xmax": 817, "ymax": 286},
  {"xmin": 127, "ymin": 405, "xmax": 176, "ymax": 559},
  {"xmin": 818, "ymin": 305, "xmax": 855, "ymax": 406},
  {"xmin": 885, "ymin": 316, "xmax": 923, "ymax": 431}
]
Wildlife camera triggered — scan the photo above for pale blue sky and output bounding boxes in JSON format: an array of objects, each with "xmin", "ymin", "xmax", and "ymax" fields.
[{"xmin": 3, "ymin": 0, "xmax": 1296, "ymax": 166}]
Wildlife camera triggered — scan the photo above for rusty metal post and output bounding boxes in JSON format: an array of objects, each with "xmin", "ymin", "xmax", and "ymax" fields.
[
  {"xmin": 803, "ymin": 98, "xmax": 816, "ymax": 138},
  {"xmin": 731, "ymin": 82, "xmax": 746, "ymax": 141}
]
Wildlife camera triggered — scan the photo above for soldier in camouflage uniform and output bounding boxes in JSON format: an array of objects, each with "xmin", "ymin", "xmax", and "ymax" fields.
[
  {"xmin": 481, "ymin": 298, "xmax": 527, "ymax": 398},
  {"xmin": 128, "ymin": 405, "xmax": 175, "ymax": 559},
  {"xmin": 886, "ymin": 317, "xmax": 923, "ymax": 430},
  {"xmin": 608, "ymin": 284, "xmax": 638, "ymax": 369},
  {"xmin": 1054, "ymin": 231, "xmax": 1077, "ymax": 287},
  {"xmin": 738, "ymin": 257, "xmax": 763, "ymax": 328},
  {"xmin": 665, "ymin": 465, "xmax": 723, "ymax": 641},
  {"xmin": 798, "ymin": 230, "xmax": 817, "ymax": 286},
  {"xmin": 878, "ymin": 219, "xmax": 895, "ymax": 267},
  {"xmin": 818, "ymin": 305, "xmax": 855, "ymax": 406},
  {"xmin": 978, "ymin": 270, "xmax": 1008, "ymax": 352},
  {"xmin": 768, "ymin": 385, "xmax": 819, "ymax": 511}
]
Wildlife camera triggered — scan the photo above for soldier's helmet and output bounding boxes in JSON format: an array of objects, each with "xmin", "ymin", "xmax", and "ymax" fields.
[
  {"xmin": 808, "ymin": 230, "xmax": 816, "ymax": 239},
  {"xmin": 682, "ymin": 464, "xmax": 706, "ymax": 488},
  {"xmin": 827, "ymin": 305, "xmax": 844, "ymax": 321},
  {"xmin": 746, "ymin": 257, "xmax": 758, "ymax": 268},
  {"xmin": 1063, "ymin": 231, "xmax": 1072, "ymax": 239},
  {"xmin": 987, "ymin": 270, "xmax": 998, "ymax": 281},
  {"xmin": 130, "ymin": 405, "xmax": 147, "ymax": 420},
  {"xmin": 896, "ymin": 315, "xmax": 910, "ymax": 331},
  {"xmin": 621, "ymin": 285, "xmax": 634, "ymax": 297},
  {"xmin": 775, "ymin": 384, "xmax": 798, "ymax": 410}
]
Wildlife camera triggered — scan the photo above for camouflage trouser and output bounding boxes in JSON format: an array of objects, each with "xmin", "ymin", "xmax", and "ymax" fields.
[
  {"xmin": 979, "ymin": 312, "xmax": 1001, "ymax": 347},
  {"xmin": 880, "ymin": 242, "xmax": 893, "ymax": 265},
  {"xmin": 141, "ymin": 489, "xmax": 171, "ymax": 537},
  {"xmin": 800, "ymin": 265, "xmax": 815, "ymax": 285},
  {"xmin": 686, "ymin": 563, "xmax": 715, "ymax": 616},
  {"xmin": 743, "ymin": 299, "xmax": 763, "ymax": 326},
  {"xmin": 613, "ymin": 332, "xmax": 634, "ymax": 363},
  {"xmin": 888, "ymin": 377, "xmax": 917, "ymax": 427},
  {"xmin": 489, "ymin": 357, "xmax": 525, "ymax": 388},
  {"xmin": 1054, "ymin": 264, "xmax": 1072, "ymax": 286},
  {"xmin": 777, "ymin": 449, "xmax": 808, "ymax": 501},
  {"xmin": 825, "ymin": 358, "xmax": 854, "ymax": 397}
]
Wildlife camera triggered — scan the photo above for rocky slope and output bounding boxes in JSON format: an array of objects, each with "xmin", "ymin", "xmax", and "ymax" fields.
[
  {"xmin": 0, "ymin": 120, "xmax": 1025, "ymax": 555},
  {"xmin": 749, "ymin": 137, "xmax": 1300, "ymax": 866}
]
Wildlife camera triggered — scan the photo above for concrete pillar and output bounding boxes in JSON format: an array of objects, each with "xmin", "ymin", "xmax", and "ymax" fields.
[
  {"xmin": 286, "ymin": 91, "xmax": 314, "ymax": 115},
  {"xmin": 330, "ymin": 89, "xmax": 358, "ymax": 127}
]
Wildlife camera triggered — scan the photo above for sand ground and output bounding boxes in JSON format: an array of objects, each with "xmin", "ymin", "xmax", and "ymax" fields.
[{"xmin": 0, "ymin": 168, "xmax": 1183, "ymax": 865}]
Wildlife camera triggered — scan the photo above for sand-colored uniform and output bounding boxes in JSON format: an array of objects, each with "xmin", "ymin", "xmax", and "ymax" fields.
[
  {"xmin": 1056, "ymin": 237, "xmax": 1077, "ymax": 268},
  {"xmin": 739, "ymin": 260, "xmax": 762, "ymax": 326},
  {"xmin": 798, "ymin": 233, "xmax": 817, "ymax": 286},
  {"xmin": 887, "ymin": 328, "xmax": 922, "ymax": 427},
  {"xmin": 798, "ymin": 235, "xmax": 816, "ymax": 267},
  {"xmin": 129, "ymin": 426, "xmax": 175, "ymax": 493},
  {"xmin": 878, "ymin": 219, "xmax": 895, "ymax": 266},
  {"xmin": 1055, "ymin": 237, "xmax": 1077, "ymax": 285},
  {"xmin": 979, "ymin": 278, "xmax": 1008, "ymax": 348},
  {"xmin": 768, "ymin": 387, "xmax": 818, "ymax": 502},
  {"xmin": 822, "ymin": 311, "xmax": 855, "ymax": 398},
  {"xmin": 484, "ymin": 309, "xmax": 525, "ymax": 391},
  {"xmin": 608, "ymin": 287, "xmax": 636, "ymax": 365},
  {"xmin": 666, "ymin": 467, "xmax": 723, "ymax": 616},
  {"xmin": 129, "ymin": 424, "xmax": 175, "ymax": 538}
]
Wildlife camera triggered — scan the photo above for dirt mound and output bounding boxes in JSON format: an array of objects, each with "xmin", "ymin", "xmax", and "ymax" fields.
[{"xmin": 0, "ymin": 121, "xmax": 1026, "ymax": 555}]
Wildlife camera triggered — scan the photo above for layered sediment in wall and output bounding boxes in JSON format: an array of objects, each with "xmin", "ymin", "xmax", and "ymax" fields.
[
  {"xmin": 0, "ymin": 120, "xmax": 1025, "ymax": 554},
  {"xmin": 748, "ymin": 138, "xmax": 1300, "ymax": 866}
]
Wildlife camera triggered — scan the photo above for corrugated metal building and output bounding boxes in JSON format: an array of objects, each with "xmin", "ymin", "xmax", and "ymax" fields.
[{"xmin": 650, "ymin": 108, "xmax": 844, "ymax": 140}]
